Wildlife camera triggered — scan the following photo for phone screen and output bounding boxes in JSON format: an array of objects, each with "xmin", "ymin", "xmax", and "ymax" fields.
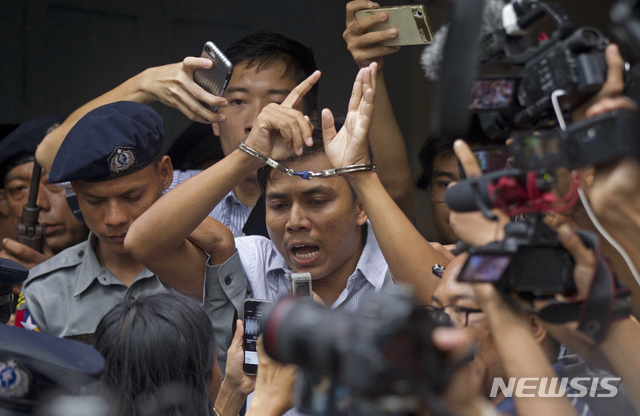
[
  {"xmin": 514, "ymin": 131, "xmax": 562, "ymax": 171},
  {"xmin": 294, "ymin": 280, "xmax": 312, "ymax": 298},
  {"xmin": 458, "ymin": 254, "xmax": 512, "ymax": 283},
  {"xmin": 243, "ymin": 300, "xmax": 270, "ymax": 375},
  {"xmin": 473, "ymin": 146, "xmax": 511, "ymax": 174},
  {"xmin": 469, "ymin": 78, "xmax": 518, "ymax": 110}
]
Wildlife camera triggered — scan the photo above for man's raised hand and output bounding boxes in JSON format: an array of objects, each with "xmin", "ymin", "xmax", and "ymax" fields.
[
  {"xmin": 244, "ymin": 71, "xmax": 320, "ymax": 160},
  {"xmin": 142, "ymin": 57, "xmax": 229, "ymax": 123},
  {"xmin": 344, "ymin": 0, "xmax": 401, "ymax": 68},
  {"xmin": 322, "ymin": 62, "xmax": 377, "ymax": 169}
]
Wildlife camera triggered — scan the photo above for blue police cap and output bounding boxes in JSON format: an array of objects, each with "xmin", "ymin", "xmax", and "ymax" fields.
[
  {"xmin": 48, "ymin": 101, "xmax": 164, "ymax": 183},
  {"xmin": 0, "ymin": 115, "xmax": 62, "ymax": 187},
  {"xmin": 0, "ymin": 325, "xmax": 104, "ymax": 414}
]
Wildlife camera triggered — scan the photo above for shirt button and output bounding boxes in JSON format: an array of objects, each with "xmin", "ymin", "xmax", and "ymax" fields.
[
  {"xmin": 78, "ymin": 250, "xmax": 85, "ymax": 257},
  {"xmin": 224, "ymin": 276, "xmax": 232, "ymax": 285}
]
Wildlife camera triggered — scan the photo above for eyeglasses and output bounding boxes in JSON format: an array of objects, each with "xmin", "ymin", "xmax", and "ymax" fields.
[
  {"xmin": 428, "ymin": 180, "xmax": 453, "ymax": 203},
  {"xmin": 423, "ymin": 305, "xmax": 483, "ymax": 328}
]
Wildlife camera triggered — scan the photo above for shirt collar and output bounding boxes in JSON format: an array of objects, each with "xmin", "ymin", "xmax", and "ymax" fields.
[
  {"xmin": 73, "ymin": 233, "xmax": 155, "ymax": 296},
  {"xmin": 352, "ymin": 223, "xmax": 388, "ymax": 291},
  {"xmin": 226, "ymin": 190, "xmax": 251, "ymax": 209},
  {"xmin": 263, "ymin": 223, "xmax": 387, "ymax": 290}
]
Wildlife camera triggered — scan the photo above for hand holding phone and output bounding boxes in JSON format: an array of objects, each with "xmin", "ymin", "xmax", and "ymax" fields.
[
  {"xmin": 243, "ymin": 299, "xmax": 273, "ymax": 375},
  {"xmin": 354, "ymin": 5, "xmax": 433, "ymax": 47},
  {"xmin": 193, "ymin": 41, "xmax": 233, "ymax": 111}
]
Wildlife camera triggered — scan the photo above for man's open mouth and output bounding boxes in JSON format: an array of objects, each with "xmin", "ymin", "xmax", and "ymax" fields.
[{"xmin": 291, "ymin": 245, "xmax": 320, "ymax": 260}]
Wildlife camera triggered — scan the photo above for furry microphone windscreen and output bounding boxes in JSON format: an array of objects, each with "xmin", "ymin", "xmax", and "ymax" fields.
[{"xmin": 421, "ymin": 0, "xmax": 507, "ymax": 81}]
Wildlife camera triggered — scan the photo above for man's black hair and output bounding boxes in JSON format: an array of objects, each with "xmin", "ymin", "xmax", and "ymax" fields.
[
  {"xmin": 416, "ymin": 135, "xmax": 457, "ymax": 190},
  {"xmin": 417, "ymin": 120, "xmax": 497, "ymax": 189},
  {"xmin": 224, "ymin": 31, "xmax": 318, "ymax": 115}
]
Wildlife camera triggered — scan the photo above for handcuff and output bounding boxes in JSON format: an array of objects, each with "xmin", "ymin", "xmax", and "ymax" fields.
[{"xmin": 238, "ymin": 142, "xmax": 376, "ymax": 179}]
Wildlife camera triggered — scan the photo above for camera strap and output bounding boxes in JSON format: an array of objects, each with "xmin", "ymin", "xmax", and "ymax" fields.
[{"xmin": 535, "ymin": 231, "xmax": 632, "ymax": 342}]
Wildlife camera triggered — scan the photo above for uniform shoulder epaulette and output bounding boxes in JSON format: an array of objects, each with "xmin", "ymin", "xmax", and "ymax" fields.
[{"xmin": 24, "ymin": 240, "xmax": 88, "ymax": 283}]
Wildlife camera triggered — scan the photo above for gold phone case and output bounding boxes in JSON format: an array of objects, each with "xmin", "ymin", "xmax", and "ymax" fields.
[{"xmin": 355, "ymin": 5, "xmax": 434, "ymax": 47}]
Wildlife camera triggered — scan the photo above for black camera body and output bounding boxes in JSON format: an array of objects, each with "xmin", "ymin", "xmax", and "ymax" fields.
[
  {"xmin": 562, "ymin": 108, "xmax": 640, "ymax": 168},
  {"xmin": 472, "ymin": 2, "xmax": 607, "ymax": 140},
  {"xmin": 261, "ymin": 291, "xmax": 451, "ymax": 412},
  {"xmin": 458, "ymin": 216, "xmax": 576, "ymax": 299},
  {"xmin": 506, "ymin": 108, "xmax": 639, "ymax": 175}
]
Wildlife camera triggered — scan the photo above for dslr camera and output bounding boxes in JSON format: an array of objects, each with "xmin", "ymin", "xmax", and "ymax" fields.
[
  {"xmin": 261, "ymin": 291, "xmax": 458, "ymax": 414},
  {"xmin": 457, "ymin": 214, "xmax": 577, "ymax": 299}
]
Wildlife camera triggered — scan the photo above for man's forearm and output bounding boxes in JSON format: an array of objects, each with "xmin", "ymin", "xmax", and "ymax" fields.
[
  {"xmin": 125, "ymin": 150, "xmax": 263, "ymax": 261},
  {"xmin": 368, "ymin": 70, "xmax": 415, "ymax": 222},
  {"xmin": 348, "ymin": 170, "xmax": 446, "ymax": 304},
  {"xmin": 36, "ymin": 70, "xmax": 155, "ymax": 172},
  {"xmin": 484, "ymin": 301, "xmax": 578, "ymax": 416}
]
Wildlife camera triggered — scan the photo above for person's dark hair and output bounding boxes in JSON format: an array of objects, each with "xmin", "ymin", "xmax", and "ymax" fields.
[
  {"xmin": 416, "ymin": 135, "xmax": 457, "ymax": 189},
  {"xmin": 256, "ymin": 118, "xmax": 369, "ymax": 200},
  {"xmin": 224, "ymin": 31, "xmax": 318, "ymax": 115},
  {"xmin": 94, "ymin": 292, "xmax": 217, "ymax": 416}
]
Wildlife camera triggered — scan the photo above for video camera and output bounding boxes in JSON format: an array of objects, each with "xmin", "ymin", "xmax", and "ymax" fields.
[
  {"xmin": 470, "ymin": 1, "xmax": 608, "ymax": 141},
  {"xmin": 434, "ymin": 0, "xmax": 640, "ymax": 304},
  {"xmin": 260, "ymin": 291, "xmax": 462, "ymax": 415},
  {"xmin": 444, "ymin": 0, "xmax": 640, "ymax": 220},
  {"xmin": 469, "ymin": 0, "xmax": 640, "ymax": 168}
]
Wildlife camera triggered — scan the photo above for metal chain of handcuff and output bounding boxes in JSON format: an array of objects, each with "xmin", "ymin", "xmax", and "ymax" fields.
[{"xmin": 238, "ymin": 142, "xmax": 376, "ymax": 179}]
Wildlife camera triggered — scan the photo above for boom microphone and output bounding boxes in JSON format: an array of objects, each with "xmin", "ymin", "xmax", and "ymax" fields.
[
  {"xmin": 444, "ymin": 169, "xmax": 524, "ymax": 213},
  {"xmin": 444, "ymin": 176, "xmax": 493, "ymax": 213}
]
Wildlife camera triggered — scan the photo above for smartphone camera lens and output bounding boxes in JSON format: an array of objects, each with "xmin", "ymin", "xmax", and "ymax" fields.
[{"xmin": 414, "ymin": 10, "xmax": 423, "ymax": 17}]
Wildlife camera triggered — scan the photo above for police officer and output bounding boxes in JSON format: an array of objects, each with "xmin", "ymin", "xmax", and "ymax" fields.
[
  {"xmin": 0, "ymin": 324, "xmax": 104, "ymax": 415},
  {"xmin": 19, "ymin": 102, "xmax": 235, "ymax": 354},
  {"xmin": 0, "ymin": 116, "xmax": 89, "ymax": 270}
]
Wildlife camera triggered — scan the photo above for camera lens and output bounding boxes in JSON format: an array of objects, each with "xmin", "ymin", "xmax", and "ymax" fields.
[{"xmin": 414, "ymin": 10, "xmax": 423, "ymax": 17}]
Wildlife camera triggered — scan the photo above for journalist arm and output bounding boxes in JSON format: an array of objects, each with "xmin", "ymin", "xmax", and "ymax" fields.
[
  {"xmin": 35, "ymin": 58, "xmax": 227, "ymax": 172},
  {"xmin": 343, "ymin": 0, "xmax": 415, "ymax": 221}
]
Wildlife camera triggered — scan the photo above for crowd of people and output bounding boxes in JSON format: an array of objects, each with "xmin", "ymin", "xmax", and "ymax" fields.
[{"xmin": 2, "ymin": 1, "xmax": 640, "ymax": 416}]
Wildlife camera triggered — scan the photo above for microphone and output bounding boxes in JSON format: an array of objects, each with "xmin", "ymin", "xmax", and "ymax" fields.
[
  {"xmin": 445, "ymin": 168, "xmax": 522, "ymax": 212},
  {"xmin": 445, "ymin": 177, "xmax": 493, "ymax": 212},
  {"xmin": 420, "ymin": 0, "xmax": 507, "ymax": 81}
]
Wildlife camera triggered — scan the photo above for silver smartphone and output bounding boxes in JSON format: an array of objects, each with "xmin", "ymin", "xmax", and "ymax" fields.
[
  {"xmin": 354, "ymin": 5, "xmax": 433, "ymax": 46},
  {"xmin": 289, "ymin": 272, "xmax": 312, "ymax": 299},
  {"xmin": 193, "ymin": 41, "xmax": 233, "ymax": 111}
]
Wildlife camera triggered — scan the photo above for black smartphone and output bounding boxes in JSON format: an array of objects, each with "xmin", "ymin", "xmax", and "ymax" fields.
[
  {"xmin": 193, "ymin": 41, "xmax": 234, "ymax": 111},
  {"xmin": 243, "ymin": 298, "xmax": 273, "ymax": 375}
]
